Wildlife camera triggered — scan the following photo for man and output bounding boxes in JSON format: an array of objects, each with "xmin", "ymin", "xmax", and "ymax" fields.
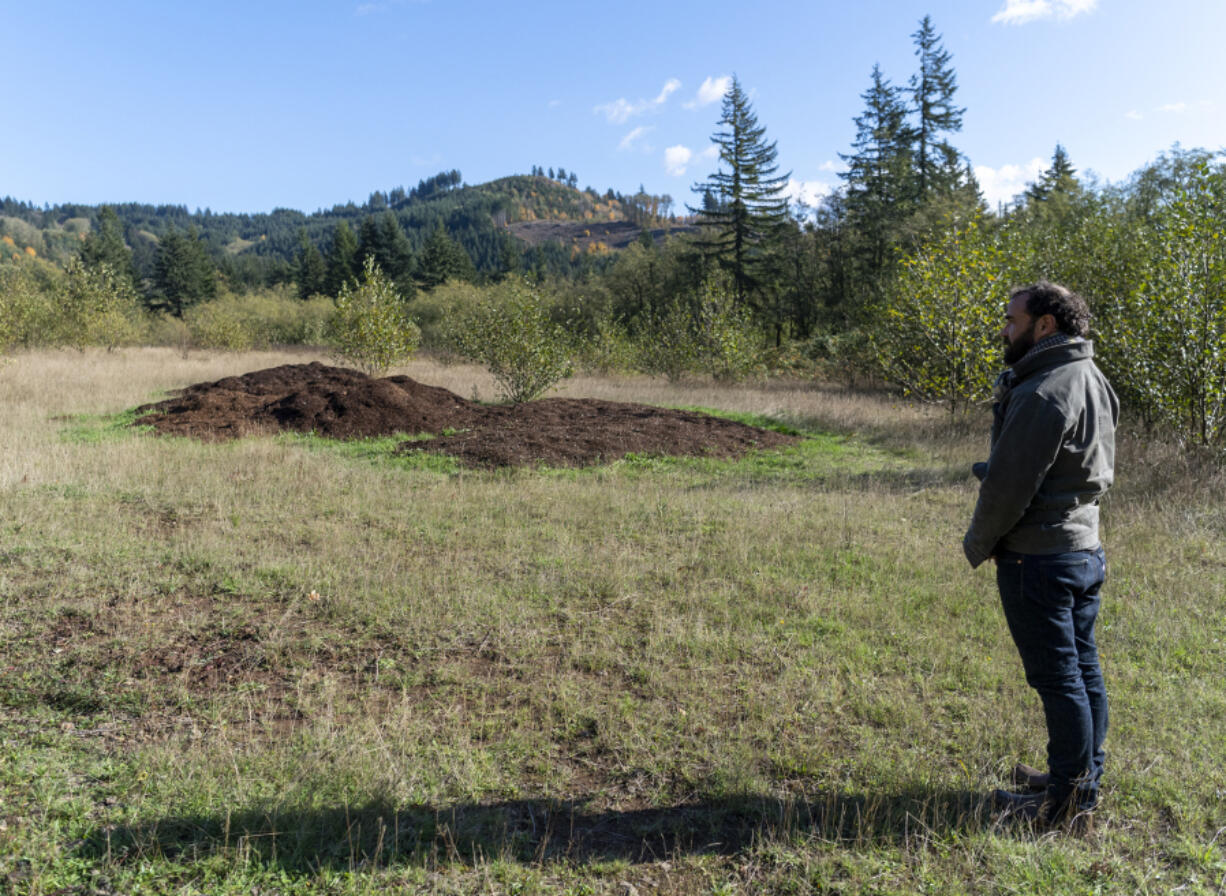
[{"xmin": 964, "ymin": 281, "xmax": 1119, "ymax": 831}]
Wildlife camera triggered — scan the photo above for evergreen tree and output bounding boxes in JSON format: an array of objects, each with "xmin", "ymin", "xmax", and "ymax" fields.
[
  {"xmin": 295, "ymin": 228, "xmax": 328, "ymax": 299},
  {"xmin": 357, "ymin": 212, "xmax": 414, "ymax": 284},
  {"xmin": 909, "ymin": 16, "xmax": 965, "ymax": 200},
  {"xmin": 415, "ymin": 222, "xmax": 477, "ymax": 289},
  {"xmin": 1026, "ymin": 144, "xmax": 1080, "ymax": 204},
  {"xmin": 79, "ymin": 206, "xmax": 136, "ymax": 289},
  {"xmin": 839, "ymin": 64, "xmax": 915, "ymax": 282},
  {"xmin": 152, "ymin": 226, "xmax": 216, "ymax": 317},
  {"xmin": 325, "ymin": 221, "xmax": 360, "ymax": 296},
  {"xmin": 689, "ymin": 75, "xmax": 791, "ymax": 308}
]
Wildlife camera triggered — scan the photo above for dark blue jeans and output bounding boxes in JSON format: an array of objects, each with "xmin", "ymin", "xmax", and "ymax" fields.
[{"xmin": 996, "ymin": 546, "xmax": 1107, "ymax": 811}]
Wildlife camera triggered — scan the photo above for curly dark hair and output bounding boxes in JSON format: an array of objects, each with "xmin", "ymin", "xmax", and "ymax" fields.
[{"xmin": 1011, "ymin": 281, "xmax": 1092, "ymax": 338}]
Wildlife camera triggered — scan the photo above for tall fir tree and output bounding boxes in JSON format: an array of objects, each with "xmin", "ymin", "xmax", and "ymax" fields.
[
  {"xmin": 152, "ymin": 226, "xmax": 216, "ymax": 317},
  {"xmin": 79, "ymin": 206, "xmax": 136, "ymax": 289},
  {"xmin": 689, "ymin": 75, "xmax": 791, "ymax": 308},
  {"xmin": 909, "ymin": 16, "xmax": 965, "ymax": 201},
  {"xmin": 415, "ymin": 221, "xmax": 476, "ymax": 290},
  {"xmin": 325, "ymin": 221, "xmax": 359, "ymax": 296},
  {"xmin": 839, "ymin": 64, "xmax": 915, "ymax": 281},
  {"xmin": 295, "ymin": 228, "xmax": 327, "ymax": 299}
]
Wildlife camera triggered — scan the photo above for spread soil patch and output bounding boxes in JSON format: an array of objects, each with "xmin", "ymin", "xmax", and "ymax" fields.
[{"xmin": 134, "ymin": 362, "xmax": 797, "ymax": 467}]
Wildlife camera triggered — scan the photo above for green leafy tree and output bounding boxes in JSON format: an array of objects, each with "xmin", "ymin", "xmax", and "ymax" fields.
[
  {"xmin": 152, "ymin": 226, "xmax": 217, "ymax": 317},
  {"xmin": 690, "ymin": 75, "xmax": 791, "ymax": 309},
  {"xmin": 1100, "ymin": 161, "xmax": 1226, "ymax": 446},
  {"xmin": 58, "ymin": 259, "xmax": 142, "ymax": 349},
  {"xmin": 872, "ymin": 214, "xmax": 1007, "ymax": 415},
  {"xmin": 329, "ymin": 256, "xmax": 421, "ymax": 376},
  {"xmin": 448, "ymin": 280, "xmax": 574, "ymax": 403}
]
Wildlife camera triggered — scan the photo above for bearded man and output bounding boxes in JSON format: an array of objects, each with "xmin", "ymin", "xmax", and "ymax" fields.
[{"xmin": 963, "ymin": 281, "xmax": 1119, "ymax": 831}]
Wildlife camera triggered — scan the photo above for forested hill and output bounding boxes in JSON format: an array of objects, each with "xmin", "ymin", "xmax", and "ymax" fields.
[{"xmin": 0, "ymin": 171, "xmax": 683, "ymax": 288}]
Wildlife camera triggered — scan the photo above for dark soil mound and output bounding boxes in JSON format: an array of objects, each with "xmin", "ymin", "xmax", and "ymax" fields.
[
  {"xmin": 135, "ymin": 362, "xmax": 479, "ymax": 440},
  {"xmin": 135, "ymin": 363, "xmax": 797, "ymax": 467},
  {"xmin": 402, "ymin": 397, "xmax": 795, "ymax": 468}
]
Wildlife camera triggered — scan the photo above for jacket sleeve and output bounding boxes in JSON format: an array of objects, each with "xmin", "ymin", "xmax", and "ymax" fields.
[{"xmin": 962, "ymin": 390, "xmax": 1068, "ymax": 568}]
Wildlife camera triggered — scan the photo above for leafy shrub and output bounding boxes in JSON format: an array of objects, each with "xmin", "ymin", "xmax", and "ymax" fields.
[
  {"xmin": 329, "ymin": 257, "xmax": 420, "ymax": 375},
  {"xmin": 446, "ymin": 279, "xmax": 574, "ymax": 403},
  {"xmin": 872, "ymin": 215, "xmax": 1006, "ymax": 415},
  {"xmin": 0, "ymin": 259, "xmax": 62, "ymax": 349},
  {"xmin": 57, "ymin": 260, "xmax": 143, "ymax": 349},
  {"xmin": 184, "ymin": 296, "xmax": 255, "ymax": 351}
]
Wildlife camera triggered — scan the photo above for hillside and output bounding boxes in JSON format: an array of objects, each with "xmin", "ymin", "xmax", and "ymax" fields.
[{"xmin": 0, "ymin": 172, "xmax": 688, "ymax": 285}]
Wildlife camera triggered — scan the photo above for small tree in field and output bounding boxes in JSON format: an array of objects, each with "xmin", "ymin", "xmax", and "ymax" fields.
[
  {"xmin": 329, "ymin": 256, "xmax": 420, "ymax": 376},
  {"xmin": 449, "ymin": 280, "xmax": 573, "ymax": 403},
  {"xmin": 872, "ymin": 215, "xmax": 1006, "ymax": 415}
]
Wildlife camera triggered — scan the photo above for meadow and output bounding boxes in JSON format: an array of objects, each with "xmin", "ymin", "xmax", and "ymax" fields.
[{"xmin": 0, "ymin": 348, "xmax": 1222, "ymax": 895}]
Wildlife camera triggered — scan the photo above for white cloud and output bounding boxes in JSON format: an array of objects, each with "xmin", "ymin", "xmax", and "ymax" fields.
[
  {"xmin": 619, "ymin": 126, "xmax": 653, "ymax": 152},
  {"xmin": 664, "ymin": 145, "xmax": 694, "ymax": 177},
  {"xmin": 1157, "ymin": 101, "xmax": 1189, "ymax": 113},
  {"xmin": 974, "ymin": 158, "xmax": 1046, "ymax": 208},
  {"xmin": 699, "ymin": 145, "xmax": 719, "ymax": 161},
  {"xmin": 685, "ymin": 76, "xmax": 732, "ymax": 109},
  {"xmin": 818, "ymin": 160, "xmax": 839, "ymax": 173},
  {"xmin": 1125, "ymin": 109, "xmax": 1142, "ymax": 121},
  {"xmin": 595, "ymin": 79, "xmax": 683, "ymax": 124},
  {"xmin": 785, "ymin": 179, "xmax": 833, "ymax": 209},
  {"xmin": 991, "ymin": 0, "xmax": 1097, "ymax": 25},
  {"xmin": 655, "ymin": 79, "xmax": 682, "ymax": 104}
]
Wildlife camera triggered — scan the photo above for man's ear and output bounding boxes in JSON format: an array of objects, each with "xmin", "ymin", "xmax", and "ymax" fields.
[{"xmin": 1036, "ymin": 313, "xmax": 1058, "ymax": 339}]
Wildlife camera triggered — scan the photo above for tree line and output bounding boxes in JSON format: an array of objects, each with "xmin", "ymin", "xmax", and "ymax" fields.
[{"xmin": 3, "ymin": 14, "xmax": 1225, "ymax": 448}]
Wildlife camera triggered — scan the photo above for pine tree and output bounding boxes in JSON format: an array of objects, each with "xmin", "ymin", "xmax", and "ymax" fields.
[
  {"xmin": 840, "ymin": 64, "xmax": 915, "ymax": 279},
  {"xmin": 689, "ymin": 75, "xmax": 791, "ymax": 308},
  {"xmin": 909, "ymin": 16, "xmax": 965, "ymax": 200},
  {"xmin": 1026, "ymin": 144, "xmax": 1080, "ymax": 204},
  {"xmin": 325, "ymin": 221, "xmax": 359, "ymax": 296},
  {"xmin": 153, "ymin": 226, "xmax": 216, "ymax": 317},
  {"xmin": 415, "ymin": 222, "xmax": 476, "ymax": 289},
  {"xmin": 79, "ymin": 206, "xmax": 136, "ymax": 289},
  {"xmin": 295, "ymin": 229, "xmax": 328, "ymax": 299}
]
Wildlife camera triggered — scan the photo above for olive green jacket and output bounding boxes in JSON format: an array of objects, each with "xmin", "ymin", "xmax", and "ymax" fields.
[{"xmin": 963, "ymin": 339, "xmax": 1119, "ymax": 569}]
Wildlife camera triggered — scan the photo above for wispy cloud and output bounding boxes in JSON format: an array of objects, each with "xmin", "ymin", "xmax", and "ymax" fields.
[
  {"xmin": 664, "ymin": 144, "xmax": 718, "ymax": 177},
  {"xmin": 785, "ymin": 179, "xmax": 834, "ymax": 209},
  {"xmin": 1157, "ymin": 101, "xmax": 1189, "ymax": 113},
  {"xmin": 991, "ymin": 0, "xmax": 1097, "ymax": 25},
  {"xmin": 595, "ymin": 79, "xmax": 682, "ymax": 124},
  {"xmin": 664, "ymin": 146, "xmax": 694, "ymax": 176},
  {"xmin": 685, "ymin": 76, "xmax": 731, "ymax": 109},
  {"xmin": 1125, "ymin": 109, "xmax": 1143, "ymax": 121},
  {"xmin": 974, "ymin": 158, "xmax": 1046, "ymax": 208},
  {"xmin": 619, "ymin": 126, "xmax": 653, "ymax": 152}
]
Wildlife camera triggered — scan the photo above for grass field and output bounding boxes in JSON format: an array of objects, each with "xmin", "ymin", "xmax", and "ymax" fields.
[{"xmin": 0, "ymin": 348, "xmax": 1223, "ymax": 895}]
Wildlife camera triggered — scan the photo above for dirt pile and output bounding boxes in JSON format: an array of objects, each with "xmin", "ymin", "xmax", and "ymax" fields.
[{"xmin": 135, "ymin": 363, "xmax": 797, "ymax": 467}]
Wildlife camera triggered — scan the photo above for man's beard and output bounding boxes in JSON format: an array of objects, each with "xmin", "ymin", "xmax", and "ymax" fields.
[{"xmin": 1003, "ymin": 322, "xmax": 1037, "ymax": 365}]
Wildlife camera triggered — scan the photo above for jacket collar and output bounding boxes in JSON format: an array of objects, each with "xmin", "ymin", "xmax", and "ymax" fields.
[{"xmin": 1010, "ymin": 337, "xmax": 1094, "ymax": 382}]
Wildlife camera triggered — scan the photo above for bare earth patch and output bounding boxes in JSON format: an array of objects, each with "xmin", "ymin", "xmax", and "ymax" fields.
[{"xmin": 134, "ymin": 362, "xmax": 797, "ymax": 467}]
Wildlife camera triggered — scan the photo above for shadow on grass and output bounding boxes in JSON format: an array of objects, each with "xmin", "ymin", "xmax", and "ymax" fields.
[{"xmin": 77, "ymin": 788, "xmax": 990, "ymax": 872}]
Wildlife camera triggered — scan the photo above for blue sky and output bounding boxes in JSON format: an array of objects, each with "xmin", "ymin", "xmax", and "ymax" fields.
[{"xmin": 3, "ymin": 0, "xmax": 1224, "ymax": 215}]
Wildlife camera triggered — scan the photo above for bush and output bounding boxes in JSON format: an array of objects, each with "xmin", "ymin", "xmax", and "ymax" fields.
[
  {"xmin": 0, "ymin": 260, "xmax": 60, "ymax": 349},
  {"xmin": 329, "ymin": 257, "xmax": 420, "ymax": 376},
  {"xmin": 57, "ymin": 260, "xmax": 143, "ymax": 349},
  {"xmin": 446, "ymin": 279, "xmax": 574, "ymax": 403},
  {"xmin": 872, "ymin": 215, "xmax": 1006, "ymax": 415}
]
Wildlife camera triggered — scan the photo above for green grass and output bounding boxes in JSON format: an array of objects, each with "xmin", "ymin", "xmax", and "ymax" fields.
[{"xmin": 0, "ymin": 356, "xmax": 1223, "ymax": 894}]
